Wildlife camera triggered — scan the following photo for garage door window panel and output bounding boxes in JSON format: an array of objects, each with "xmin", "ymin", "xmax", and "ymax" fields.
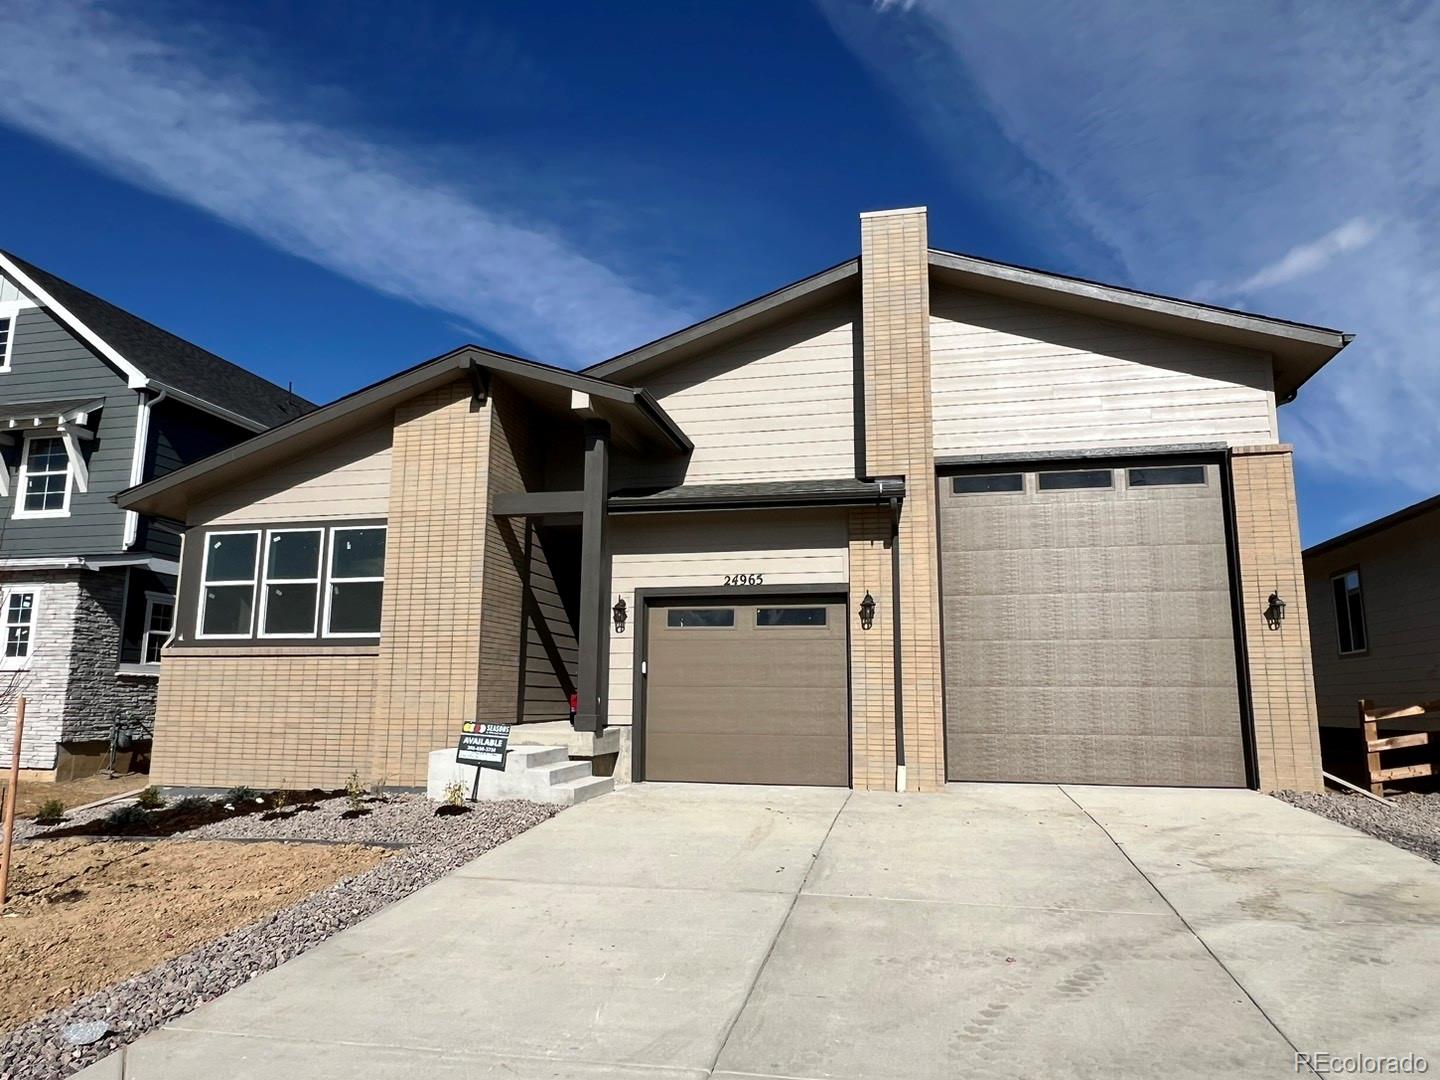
[
  {"xmin": 952, "ymin": 473, "xmax": 1024, "ymax": 495},
  {"xmin": 666, "ymin": 608, "xmax": 735, "ymax": 629},
  {"xmin": 756, "ymin": 607, "xmax": 827, "ymax": 627},
  {"xmin": 1128, "ymin": 465, "xmax": 1207, "ymax": 488},
  {"xmin": 1037, "ymin": 469, "xmax": 1113, "ymax": 491}
]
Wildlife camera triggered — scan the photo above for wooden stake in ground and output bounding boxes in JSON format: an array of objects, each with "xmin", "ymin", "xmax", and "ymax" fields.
[{"xmin": 0, "ymin": 696, "xmax": 26, "ymax": 913}]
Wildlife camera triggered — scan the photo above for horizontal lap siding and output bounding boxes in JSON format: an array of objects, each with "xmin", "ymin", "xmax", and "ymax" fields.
[
  {"xmin": 930, "ymin": 286, "xmax": 1278, "ymax": 455},
  {"xmin": 624, "ymin": 300, "xmax": 857, "ymax": 486},
  {"xmin": 188, "ymin": 423, "xmax": 392, "ymax": 526},
  {"xmin": 1305, "ymin": 512, "xmax": 1440, "ymax": 730},
  {"xmin": 607, "ymin": 510, "xmax": 849, "ymax": 727}
]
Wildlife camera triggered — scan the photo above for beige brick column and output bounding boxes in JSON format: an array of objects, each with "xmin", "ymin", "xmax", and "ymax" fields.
[
  {"xmin": 372, "ymin": 379, "xmax": 493, "ymax": 785},
  {"xmin": 847, "ymin": 507, "xmax": 896, "ymax": 790},
  {"xmin": 857, "ymin": 208, "xmax": 946, "ymax": 791},
  {"xmin": 1231, "ymin": 444, "xmax": 1323, "ymax": 791}
]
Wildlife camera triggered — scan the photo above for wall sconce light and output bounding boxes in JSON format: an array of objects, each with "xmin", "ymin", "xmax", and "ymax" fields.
[
  {"xmin": 612, "ymin": 596, "xmax": 628, "ymax": 634},
  {"xmin": 1263, "ymin": 592, "xmax": 1286, "ymax": 630},
  {"xmin": 858, "ymin": 591, "xmax": 876, "ymax": 631}
]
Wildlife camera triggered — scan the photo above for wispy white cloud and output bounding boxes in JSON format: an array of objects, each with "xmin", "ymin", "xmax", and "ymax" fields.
[
  {"xmin": 820, "ymin": 0, "xmax": 1440, "ymax": 499},
  {"xmin": 0, "ymin": 0, "xmax": 691, "ymax": 365}
]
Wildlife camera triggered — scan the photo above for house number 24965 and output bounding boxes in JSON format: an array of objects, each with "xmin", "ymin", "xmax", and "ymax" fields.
[{"xmin": 723, "ymin": 573, "xmax": 764, "ymax": 586}]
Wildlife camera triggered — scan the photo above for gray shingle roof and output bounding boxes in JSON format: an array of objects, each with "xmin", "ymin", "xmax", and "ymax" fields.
[{"xmin": 1, "ymin": 250, "xmax": 315, "ymax": 428}]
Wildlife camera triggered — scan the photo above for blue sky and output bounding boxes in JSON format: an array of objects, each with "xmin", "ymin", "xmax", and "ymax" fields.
[{"xmin": 0, "ymin": 0, "xmax": 1433, "ymax": 545}]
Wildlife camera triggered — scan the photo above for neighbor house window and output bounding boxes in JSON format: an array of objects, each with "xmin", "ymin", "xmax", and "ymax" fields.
[
  {"xmin": 324, "ymin": 526, "xmax": 387, "ymax": 636},
  {"xmin": 259, "ymin": 528, "xmax": 323, "ymax": 637},
  {"xmin": 198, "ymin": 530, "xmax": 260, "ymax": 638},
  {"xmin": 0, "ymin": 315, "xmax": 12, "ymax": 371},
  {"xmin": 1, "ymin": 590, "xmax": 36, "ymax": 665},
  {"xmin": 143, "ymin": 593, "xmax": 175, "ymax": 664},
  {"xmin": 14, "ymin": 434, "xmax": 72, "ymax": 517},
  {"xmin": 1332, "ymin": 569, "xmax": 1368, "ymax": 655}
]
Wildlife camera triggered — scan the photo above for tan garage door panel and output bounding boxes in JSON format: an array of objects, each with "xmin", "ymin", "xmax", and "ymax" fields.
[
  {"xmin": 940, "ymin": 464, "xmax": 1247, "ymax": 787},
  {"xmin": 644, "ymin": 598, "xmax": 848, "ymax": 786}
]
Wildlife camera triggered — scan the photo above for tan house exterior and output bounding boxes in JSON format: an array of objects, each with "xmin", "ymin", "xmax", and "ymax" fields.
[{"xmin": 118, "ymin": 208, "xmax": 1351, "ymax": 794}]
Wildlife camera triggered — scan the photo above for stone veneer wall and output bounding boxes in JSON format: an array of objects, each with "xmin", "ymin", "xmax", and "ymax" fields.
[
  {"xmin": 858, "ymin": 208, "xmax": 946, "ymax": 791},
  {"xmin": 1231, "ymin": 444, "xmax": 1324, "ymax": 791},
  {"xmin": 64, "ymin": 568, "xmax": 156, "ymax": 743},
  {"xmin": 0, "ymin": 570, "xmax": 79, "ymax": 770}
]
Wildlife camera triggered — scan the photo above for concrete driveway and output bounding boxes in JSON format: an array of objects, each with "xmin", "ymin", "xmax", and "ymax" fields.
[{"xmin": 84, "ymin": 783, "xmax": 1440, "ymax": 1079}]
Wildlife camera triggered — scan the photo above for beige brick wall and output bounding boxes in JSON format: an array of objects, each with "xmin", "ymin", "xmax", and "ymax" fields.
[
  {"xmin": 152, "ymin": 649, "xmax": 379, "ymax": 789},
  {"xmin": 1231, "ymin": 444, "xmax": 1323, "ymax": 791},
  {"xmin": 858, "ymin": 208, "xmax": 946, "ymax": 791},
  {"xmin": 371, "ymin": 379, "xmax": 493, "ymax": 785},
  {"xmin": 848, "ymin": 508, "xmax": 896, "ymax": 790}
]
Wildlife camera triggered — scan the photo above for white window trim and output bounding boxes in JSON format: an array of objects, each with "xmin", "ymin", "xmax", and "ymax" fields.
[
  {"xmin": 0, "ymin": 586, "xmax": 39, "ymax": 670},
  {"xmin": 142, "ymin": 590, "xmax": 176, "ymax": 665},
  {"xmin": 257, "ymin": 527, "xmax": 324, "ymax": 639},
  {"xmin": 322, "ymin": 525, "xmax": 387, "ymax": 638},
  {"xmin": 196, "ymin": 529, "xmax": 261, "ymax": 640},
  {"xmin": 12, "ymin": 431, "xmax": 73, "ymax": 519},
  {"xmin": 0, "ymin": 298, "xmax": 33, "ymax": 374}
]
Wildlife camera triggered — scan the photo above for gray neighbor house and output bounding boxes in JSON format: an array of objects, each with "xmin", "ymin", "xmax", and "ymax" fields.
[{"xmin": 0, "ymin": 250, "xmax": 311, "ymax": 778}]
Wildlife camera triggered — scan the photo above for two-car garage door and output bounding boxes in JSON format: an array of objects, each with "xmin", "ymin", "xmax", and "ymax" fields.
[{"xmin": 939, "ymin": 462, "xmax": 1247, "ymax": 787}]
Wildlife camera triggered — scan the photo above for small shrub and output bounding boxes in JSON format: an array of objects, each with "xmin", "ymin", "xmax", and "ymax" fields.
[
  {"xmin": 34, "ymin": 797, "xmax": 66, "ymax": 824},
  {"xmin": 172, "ymin": 795, "xmax": 212, "ymax": 813},
  {"xmin": 443, "ymin": 780, "xmax": 465, "ymax": 808},
  {"xmin": 106, "ymin": 803, "xmax": 152, "ymax": 830},
  {"xmin": 271, "ymin": 787, "xmax": 291, "ymax": 811},
  {"xmin": 225, "ymin": 785, "xmax": 258, "ymax": 807},
  {"xmin": 136, "ymin": 786, "xmax": 166, "ymax": 810},
  {"xmin": 344, "ymin": 771, "xmax": 365, "ymax": 814}
]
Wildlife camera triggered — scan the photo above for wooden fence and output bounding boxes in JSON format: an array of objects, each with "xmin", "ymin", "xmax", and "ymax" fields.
[{"xmin": 1359, "ymin": 698, "xmax": 1440, "ymax": 795}]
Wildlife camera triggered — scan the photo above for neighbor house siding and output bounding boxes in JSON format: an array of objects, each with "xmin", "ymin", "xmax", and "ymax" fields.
[
  {"xmin": 1305, "ymin": 510, "xmax": 1440, "ymax": 730},
  {"xmin": 607, "ymin": 509, "xmax": 850, "ymax": 731},
  {"xmin": 930, "ymin": 285, "xmax": 1278, "ymax": 457},
  {"xmin": 620, "ymin": 299, "xmax": 858, "ymax": 486},
  {"xmin": 0, "ymin": 306, "xmax": 137, "ymax": 557},
  {"xmin": 186, "ymin": 423, "xmax": 392, "ymax": 526},
  {"xmin": 143, "ymin": 399, "xmax": 256, "ymax": 559}
]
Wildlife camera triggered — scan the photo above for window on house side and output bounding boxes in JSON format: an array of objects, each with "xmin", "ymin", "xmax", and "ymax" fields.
[
  {"xmin": 3, "ymin": 591, "xmax": 35, "ymax": 662},
  {"xmin": 325, "ymin": 526, "xmax": 386, "ymax": 636},
  {"xmin": 0, "ymin": 316, "xmax": 12, "ymax": 371},
  {"xmin": 17, "ymin": 435, "xmax": 71, "ymax": 516},
  {"xmin": 199, "ymin": 531, "xmax": 260, "ymax": 637},
  {"xmin": 260, "ymin": 529, "xmax": 323, "ymax": 637},
  {"xmin": 1332, "ymin": 569, "xmax": 1368, "ymax": 655},
  {"xmin": 143, "ymin": 595, "xmax": 175, "ymax": 663}
]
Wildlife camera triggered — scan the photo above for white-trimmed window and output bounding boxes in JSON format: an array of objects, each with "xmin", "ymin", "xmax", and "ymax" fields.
[
  {"xmin": 259, "ymin": 528, "xmax": 323, "ymax": 637},
  {"xmin": 197, "ymin": 530, "xmax": 260, "ymax": 638},
  {"xmin": 324, "ymin": 526, "xmax": 386, "ymax": 637},
  {"xmin": 142, "ymin": 592, "xmax": 175, "ymax": 664},
  {"xmin": 1, "ymin": 589, "xmax": 37, "ymax": 667},
  {"xmin": 14, "ymin": 434, "xmax": 72, "ymax": 518},
  {"xmin": 0, "ymin": 314, "xmax": 13, "ymax": 372}
]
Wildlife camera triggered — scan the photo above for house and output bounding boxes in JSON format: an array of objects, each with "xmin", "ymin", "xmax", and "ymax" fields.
[
  {"xmin": 117, "ymin": 207, "xmax": 1350, "ymax": 794},
  {"xmin": 0, "ymin": 250, "xmax": 312, "ymax": 779},
  {"xmin": 1303, "ymin": 493, "xmax": 1440, "ymax": 775}
]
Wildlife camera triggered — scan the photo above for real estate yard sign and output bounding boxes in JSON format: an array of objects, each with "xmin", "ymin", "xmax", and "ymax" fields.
[{"xmin": 457, "ymin": 722, "xmax": 511, "ymax": 769}]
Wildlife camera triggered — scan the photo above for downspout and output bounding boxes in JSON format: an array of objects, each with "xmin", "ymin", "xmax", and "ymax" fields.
[
  {"xmin": 123, "ymin": 387, "xmax": 165, "ymax": 550},
  {"xmin": 889, "ymin": 493, "xmax": 906, "ymax": 793}
]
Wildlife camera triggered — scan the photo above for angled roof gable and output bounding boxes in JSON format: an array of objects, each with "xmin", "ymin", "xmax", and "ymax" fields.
[
  {"xmin": 1303, "ymin": 493, "xmax": 1440, "ymax": 560},
  {"xmin": 0, "ymin": 250, "xmax": 314, "ymax": 430}
]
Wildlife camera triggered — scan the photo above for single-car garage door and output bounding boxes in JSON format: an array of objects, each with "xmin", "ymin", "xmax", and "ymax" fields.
[
  {"xmin": 642, "ymin": 596, "xmax": 848, "ymax": 785},
  {"xmin": 939, "ymin": 462, "xmax": 1246, "ymax": 787}
]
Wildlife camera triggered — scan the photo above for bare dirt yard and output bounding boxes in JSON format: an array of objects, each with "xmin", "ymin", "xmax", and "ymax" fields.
[
  {"xmin": 0, "ymin": 838, "xmax": 387, "ymax": 1031},
  {"xmin": 0, "ymin": 774, "xmax": 145, "ymax": 821}
]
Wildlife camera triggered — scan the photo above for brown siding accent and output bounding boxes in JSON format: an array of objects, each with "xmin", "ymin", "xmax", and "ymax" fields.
[
  {"xmin": 476, "ymin": 387, "xmax": 532, "ymax": 728},
  {"xmin": 370, "ymin": 379, "xmax": 493, "ymax": 785},
  {"xmin": 847, "ymin": 507, "xmax": 896, "ymax": 790},
  {"xmin": 151, "ymin": 652, "xmax": 378, "ymax": 788},
  {"xmin": 859, "ymin": 208, "xmax": 946, "ymax": 791},
  {"xmin": 1304, "ymin": 509, "xmax": 1440, "ymax": 730},
  {"xmin": 1231, "ymin": 444, "xmax": 1323, "ymax": 791}
]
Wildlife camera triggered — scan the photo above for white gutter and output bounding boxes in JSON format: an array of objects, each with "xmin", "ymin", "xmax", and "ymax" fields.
[
  {"xmin": 123, "ymin": 387, "xmax": 165, "ymax": 549},
  {"xmin": 147, "ymin": 381, "xmax": 267, "ymax": 434},
  {"xmin": 0, "ymin": 555, "xmax": 179, "ymax": 574}
]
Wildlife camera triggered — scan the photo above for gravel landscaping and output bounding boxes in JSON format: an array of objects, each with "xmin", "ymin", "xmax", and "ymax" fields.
[
  {"xmin": 1275, "ymin": 789, "xmax": 1440, "ymax": 865},
  {"xmin": 0, "ymin": 792, "xmax": 561, "ymax": 1080}
]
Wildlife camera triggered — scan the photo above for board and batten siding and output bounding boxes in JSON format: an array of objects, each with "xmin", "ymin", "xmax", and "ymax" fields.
[
  {"xmin": 930, "ymin": 285, "xmax": 1278, "ymax": 456},
  {"xmin": 607, "ymin": 509, "xmax": 850, "ymax": 727},
  {"xmin": 1305, "ymin": 511, "xmax": 1440, "ymax": 731},
  {"xmin": 187, "ymin": 423, "xmax": 392, "ymax": 526},
  {"xmin": 0, "ymin": 306, "xmax": 138, "ymax": 558},
  {"xmin": 621, "ymin": 299, "xmax": 858, "ymax": 487}
]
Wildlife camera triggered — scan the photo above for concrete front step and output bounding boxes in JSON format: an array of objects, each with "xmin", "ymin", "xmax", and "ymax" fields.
[
  {"xmin": 426, "ymin": 744, "xmax": 614, "ymax": 806},
  {"xmin": 514, "ymin": 721, "xmax": 623, "ymax": 759}
]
